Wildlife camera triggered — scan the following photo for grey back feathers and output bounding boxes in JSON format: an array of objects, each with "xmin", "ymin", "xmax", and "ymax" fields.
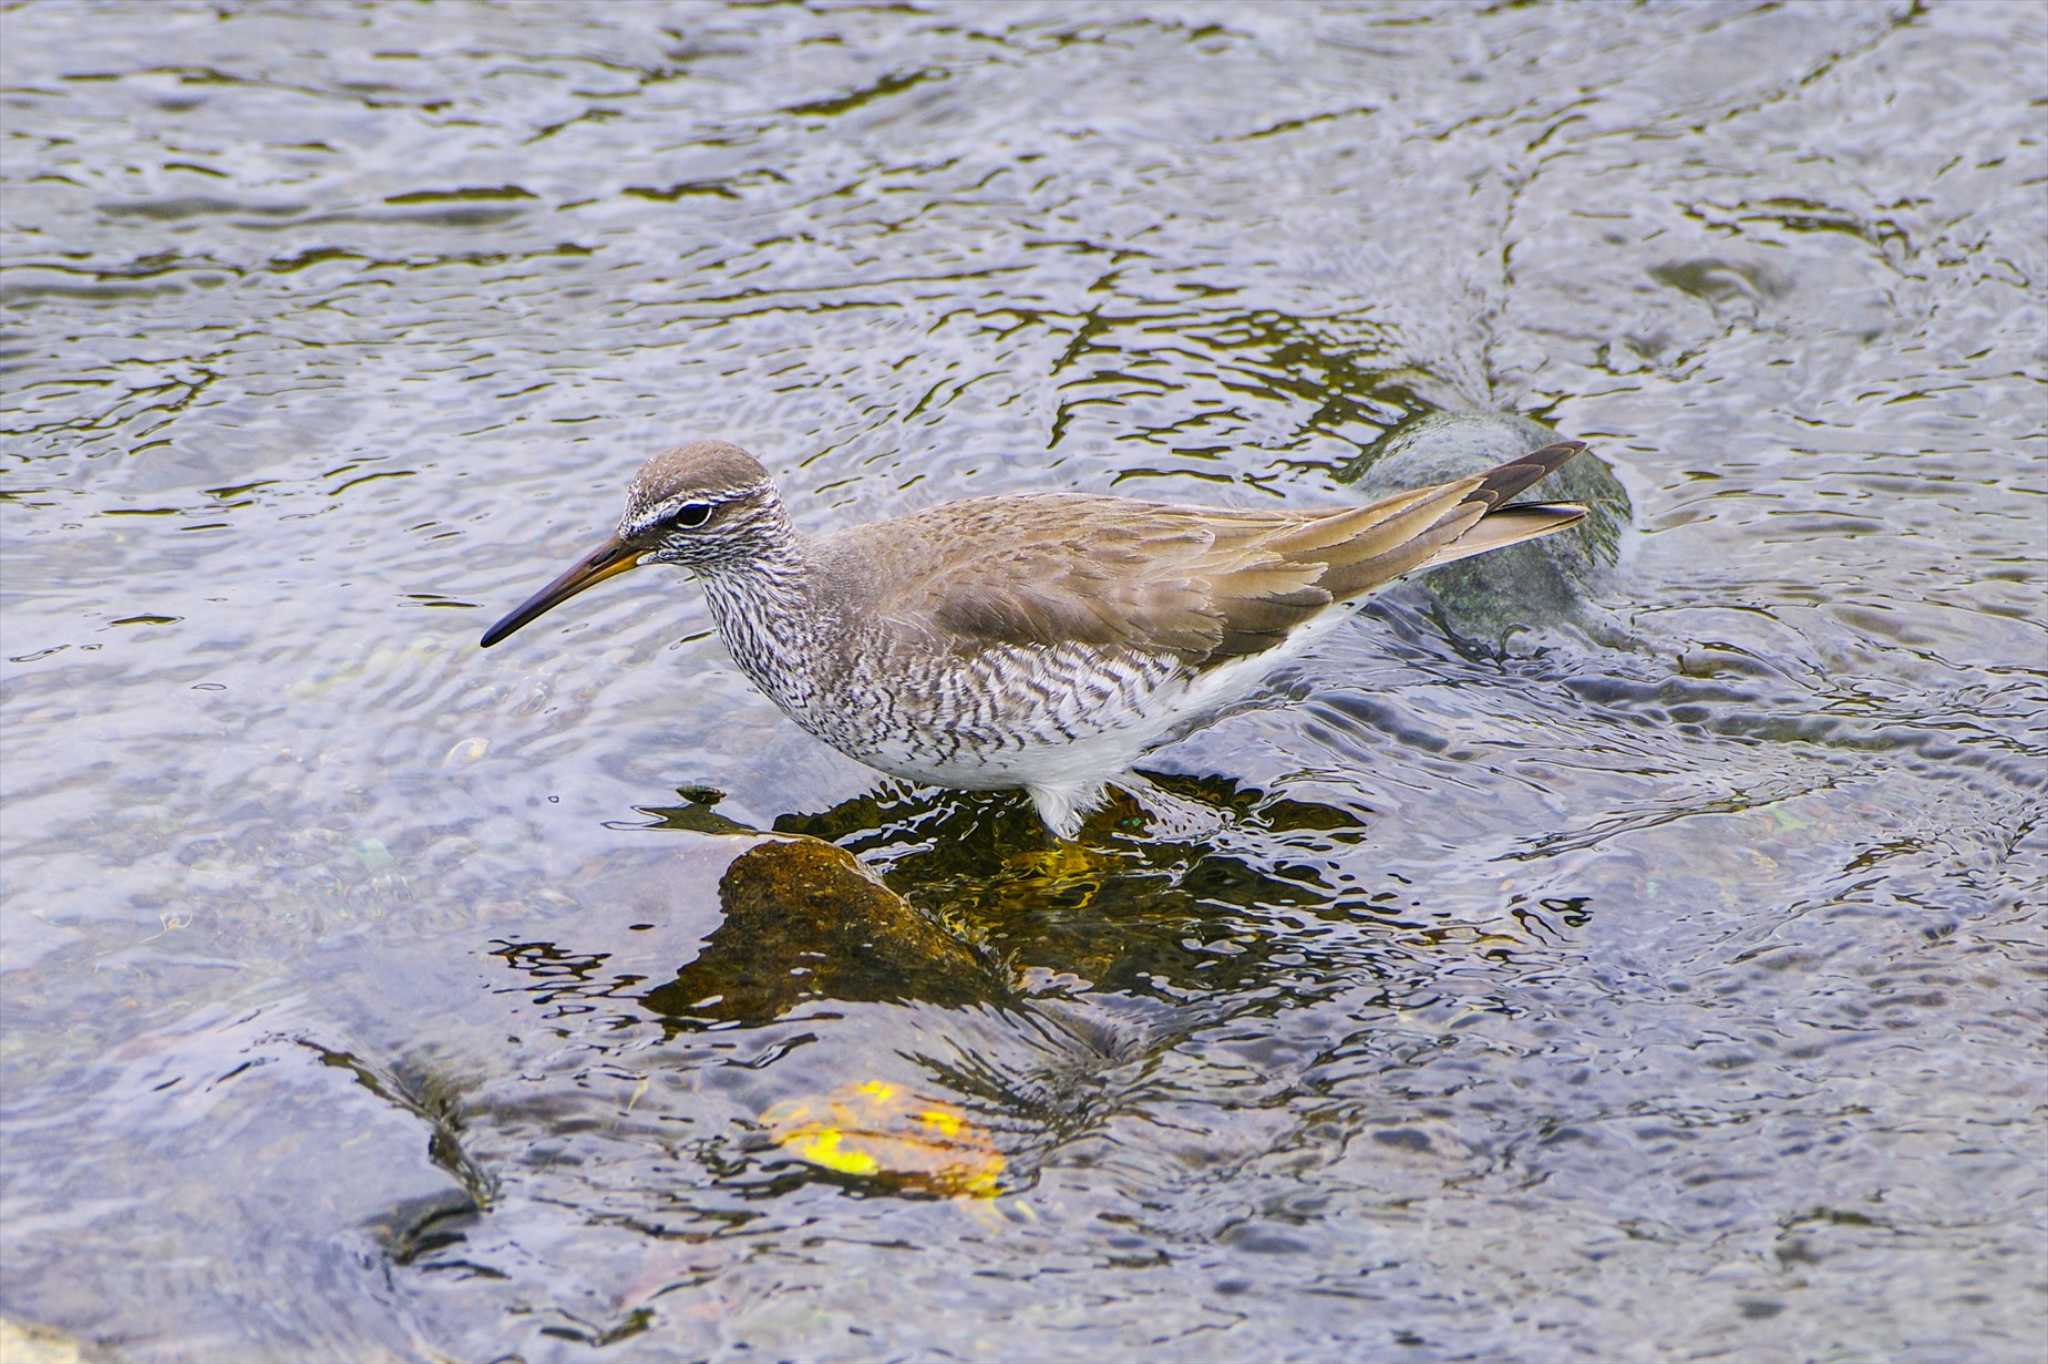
[
  {"xmin": 612, "ymin": 437, "xmax": 1588, "ymax": 673},
  {"xmin": 810, "ymin": 440, "xmax": 1589, "ymax": 668}
]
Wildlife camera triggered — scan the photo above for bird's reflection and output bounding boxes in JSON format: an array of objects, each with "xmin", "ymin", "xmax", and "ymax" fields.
[
  {"xmin": 772, "ymin": 771, "xmax": 1371, "ymax": 999},
  {"xmin": 494, "ymin": 773, "xmax": 1377, "ymax": 1032}
]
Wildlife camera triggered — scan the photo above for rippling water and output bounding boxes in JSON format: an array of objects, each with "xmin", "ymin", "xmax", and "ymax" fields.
[{"xmin": 2, "ymin": 2, "xmax": 2043, "ymax": 1360}]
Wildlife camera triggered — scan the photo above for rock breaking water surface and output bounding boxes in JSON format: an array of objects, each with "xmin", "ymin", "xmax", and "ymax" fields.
[{"xmin": 1, "ymin": 2, "xmax": 2043, "ymax": 1361}]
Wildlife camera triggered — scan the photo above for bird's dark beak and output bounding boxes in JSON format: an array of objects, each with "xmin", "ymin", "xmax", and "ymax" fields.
[{"xmin": 480, "ymin": 533, "xmax": 644, "ymax": 648}]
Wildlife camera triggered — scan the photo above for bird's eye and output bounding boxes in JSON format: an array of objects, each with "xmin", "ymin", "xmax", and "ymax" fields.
[{"xmin": 672, "ymin": 502, "xmax": 714, "ymax": 529}]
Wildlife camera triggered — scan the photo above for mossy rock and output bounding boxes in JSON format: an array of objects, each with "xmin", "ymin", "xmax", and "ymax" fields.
[
  {"xmin": 1335, "ymin": 411, "xmax": 1631, "ymax": 641},
  {"xmin": 641, "ymin": 837, "xmax": 1006, "ymax": 1021}
]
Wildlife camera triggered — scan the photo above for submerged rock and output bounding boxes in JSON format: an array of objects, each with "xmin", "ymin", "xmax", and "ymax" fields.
[
  {"xmin": 1335, "ymin": 411, "xmax": 1631, "ymax": 641},
  {"xmin": 641, "ymin": 836, "xmax": 1005, "ymax": 1021}
]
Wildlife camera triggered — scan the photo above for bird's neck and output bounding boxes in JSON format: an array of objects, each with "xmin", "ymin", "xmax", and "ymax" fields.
[{"xmin": 695, "ymin": 520, "xmax": 833, "ymax": 709}]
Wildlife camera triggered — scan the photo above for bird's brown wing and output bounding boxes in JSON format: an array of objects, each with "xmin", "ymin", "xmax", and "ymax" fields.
[{"xmin": 866, "ymin": 442, "xmax": 1586, "ymax": 665}]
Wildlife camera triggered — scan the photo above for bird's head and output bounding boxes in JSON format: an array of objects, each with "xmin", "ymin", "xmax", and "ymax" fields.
[{"xmin": 479, "ymin": 439, "xmax": 785, "ymax": 648}]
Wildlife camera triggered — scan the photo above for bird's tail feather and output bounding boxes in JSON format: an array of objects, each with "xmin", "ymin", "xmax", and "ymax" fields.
[{"xmin": 1422, "ymin": 502, "xmax": 1587, "ymax": 569}]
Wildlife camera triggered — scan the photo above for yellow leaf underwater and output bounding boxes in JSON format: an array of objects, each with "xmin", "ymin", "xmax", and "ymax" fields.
[{"xmin": 761, "ymin": 1080, "xmax": 1004, "ymax": 1198}]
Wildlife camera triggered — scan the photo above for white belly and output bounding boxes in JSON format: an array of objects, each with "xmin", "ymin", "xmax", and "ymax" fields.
[{"xmin": 811, "ymin": 611, "xmax": 1352, "ymax": 831}]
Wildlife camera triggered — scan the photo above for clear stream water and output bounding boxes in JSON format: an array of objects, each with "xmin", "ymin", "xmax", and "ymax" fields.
[{"xmin": 2, "ymin": 1, "xmax": 2043, "ymax": 1360}]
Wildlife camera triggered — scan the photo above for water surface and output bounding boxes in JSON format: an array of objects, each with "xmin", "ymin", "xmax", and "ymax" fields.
[{"xmin": 2, "ymin": 1, "xmax": 2043, "ymax": 1360}]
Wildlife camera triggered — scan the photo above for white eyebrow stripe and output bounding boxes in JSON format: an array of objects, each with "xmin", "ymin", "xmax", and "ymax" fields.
[{"xmin": 627, "ymin": 481, "xmax": 773, "ymax": 534}]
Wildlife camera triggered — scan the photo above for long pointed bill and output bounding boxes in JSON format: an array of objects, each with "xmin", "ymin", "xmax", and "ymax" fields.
[{"xmin": 480, "ymin": 533, "xmax": 644, "ymax": 648}]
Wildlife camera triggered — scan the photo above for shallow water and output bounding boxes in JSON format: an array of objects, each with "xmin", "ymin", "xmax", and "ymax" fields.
[{"xmin": 2, "ymin": 1, "xmax": 2043, "ymax": 1360}]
